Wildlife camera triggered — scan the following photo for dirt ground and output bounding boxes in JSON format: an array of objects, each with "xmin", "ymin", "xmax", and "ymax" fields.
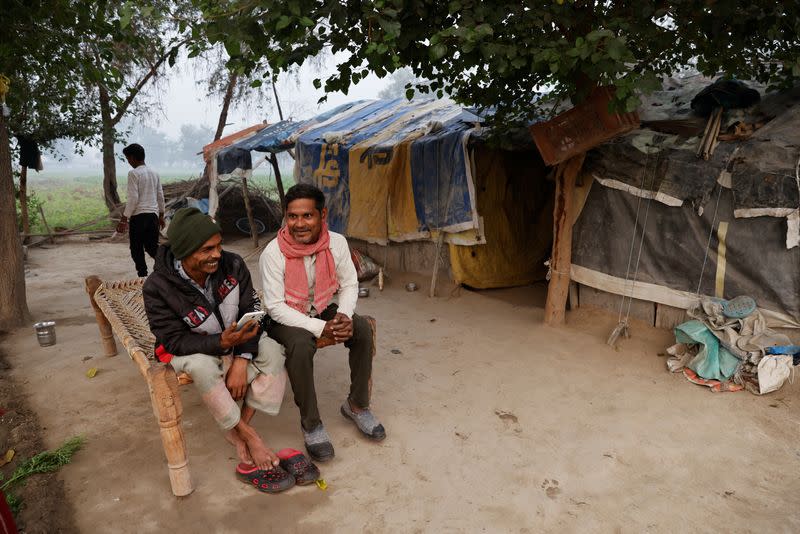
[{"xmin": 3, "ymin": 237, "xmax": 800, "ymax": 533}]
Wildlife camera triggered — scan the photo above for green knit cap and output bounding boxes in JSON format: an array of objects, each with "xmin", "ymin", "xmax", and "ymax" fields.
[{"xmin": 167, "ymin": 207, "xmax": 222, "ymax": 259}]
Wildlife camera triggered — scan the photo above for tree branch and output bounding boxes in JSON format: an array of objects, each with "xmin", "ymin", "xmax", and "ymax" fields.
[{"xmin": 110, "ymin": 37, "xmax": 189, "ymax": 126}]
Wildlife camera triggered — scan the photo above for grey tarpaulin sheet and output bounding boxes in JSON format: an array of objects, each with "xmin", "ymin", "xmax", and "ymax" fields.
[
  {"xmin": 584, "ymin": 82, "xmax": 800, "ymax": 218},
  {"xmin": 572, "ymin": 183, "xmax": 800, "ymax": 322},
  {"xmin": 584, "ymin": 132, "xmax": 736, "ymax": 209},
  {"xmin": 729, "ymin": 105, "xmax": 800, "ymax": 217}
]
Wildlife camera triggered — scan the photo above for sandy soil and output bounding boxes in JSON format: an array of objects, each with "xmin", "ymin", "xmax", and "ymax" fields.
[{"xmin": 3, "ymin": 238, "xmax": 800, "ymax": 533}]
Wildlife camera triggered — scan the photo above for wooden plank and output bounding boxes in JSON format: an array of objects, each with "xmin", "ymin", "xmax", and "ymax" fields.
[
  {"xmin": 568, "ymin": 281, "xmax": 579, "ymax": 310},
  {"xmin": 655, "ymin": 303, "xmax": 688, "ymax": 330},
  {"xmin": 544, "ymin": 153, "xmax": 586, "ymax": 326}
]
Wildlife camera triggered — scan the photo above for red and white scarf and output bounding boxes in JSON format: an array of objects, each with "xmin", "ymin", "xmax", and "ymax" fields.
[{"xmin": 277, "ymin": 223, "xmax": 339, "ymax": 315}]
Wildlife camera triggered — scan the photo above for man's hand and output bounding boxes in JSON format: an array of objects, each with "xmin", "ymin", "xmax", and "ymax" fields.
[
  {"xmin": 225, "ymin": 357, "xmax": 248, "ymax": 400},
  {"xmin": 220, "ymin": 319, "xmax": 260, "ymax": 351},
  {"xmin": 321, "ymin": 313, "xmax": 353, "ymax": 344},
  {"xmin": 159, "ymin": 214, "xmax": 165, "ymax": 230},
  {"xmin": 116, "ymin": 218, "xmax": 128, "ymax": 234}
]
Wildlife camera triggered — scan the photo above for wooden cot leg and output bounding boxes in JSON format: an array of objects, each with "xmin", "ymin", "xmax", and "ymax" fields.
[
  {"xmin": 146, "ymin": 363, "xmax": 193, "ymax": 497},
  {"xmin": 85, "ymin": 275, "xmax": 118, "ymax": 357}
]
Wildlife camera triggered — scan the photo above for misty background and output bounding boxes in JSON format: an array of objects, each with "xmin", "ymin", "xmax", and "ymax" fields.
[{"xmin": 35, "ymin": 56, "xmax": 418, "ymax": 179}]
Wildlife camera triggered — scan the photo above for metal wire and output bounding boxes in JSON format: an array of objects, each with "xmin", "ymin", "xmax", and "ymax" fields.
[
  {"xmin": 695, "ymin": 183, "xmax": 724, "ymax": 296},
  {"xmin": 617, "ymin": 148, "xmax": 651, "ymax": 323},
  {"xmin": 624, "ymin": 149, "xmax": 660, "ymax": 322}
]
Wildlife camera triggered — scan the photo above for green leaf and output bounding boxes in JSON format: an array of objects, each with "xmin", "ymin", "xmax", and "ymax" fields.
[
  {"xmin": 300, "ymin": 17, "xmax": 314, "ymax": 27},
  {"xmin": 250, "ymin": 79, "xmax": 263, "ymax": 88},
  {"xmin": 313, "ymin": 78, "xmax": 322, "ymax": 89},
  {"xmin": 606, "ymin": 38, "xmax": 627, "ymax": 61},
  {"xmin": 405, "ymin": 87, "xmax": 415, "ymax": 100},
  {"xmin": 586, "ymin": 29, "xmax": 614, "ymax": 43},
  {"xmin": 119, "ymin": 2, "xmax": 133, "ymax": 30},
  {"xmin": 276, "ymin": 16, "xmax": 291, "ymax": 30},
  {"xmin": 430, "ymin": 43, "xmax": 447, "ymax": 60}
]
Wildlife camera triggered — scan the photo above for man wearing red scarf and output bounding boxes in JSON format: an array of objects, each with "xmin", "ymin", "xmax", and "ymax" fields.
[{"xmin": 260, "ymin": 184, "xmax": 385, "ymax": 462}]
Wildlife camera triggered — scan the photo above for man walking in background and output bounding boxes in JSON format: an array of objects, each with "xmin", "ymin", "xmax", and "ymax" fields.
[{"xmin": 117, "ymin": 143, "xmax": 165, "ymax": 277}]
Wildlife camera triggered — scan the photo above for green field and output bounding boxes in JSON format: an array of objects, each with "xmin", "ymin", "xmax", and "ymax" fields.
[{"xmin": 20, "ymin": 169, "xmax": 292, "ymax": 235}]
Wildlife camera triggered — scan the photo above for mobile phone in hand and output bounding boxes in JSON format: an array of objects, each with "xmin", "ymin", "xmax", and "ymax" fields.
[{"xmin": 235, "ymin": 311, "xmax": 266, "ymax": 331}]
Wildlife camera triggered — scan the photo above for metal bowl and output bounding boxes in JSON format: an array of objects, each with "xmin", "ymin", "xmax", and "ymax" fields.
[
  {"xmin": 358, "ymin": 287, "xmax": 370, "ymax": 298},
  {"xmin": 405, "ymin": 282, "xmax": 418, "ymax": 292}
]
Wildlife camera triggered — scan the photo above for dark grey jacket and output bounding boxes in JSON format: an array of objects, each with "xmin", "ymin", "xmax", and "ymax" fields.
[{"xmin": 143, "ymin": 244, "xmax": 262, "ymax": 359}]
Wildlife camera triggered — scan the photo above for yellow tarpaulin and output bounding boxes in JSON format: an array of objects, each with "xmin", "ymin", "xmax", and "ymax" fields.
[{"xmin": 449, "ymin": 148, "xmax": 554, "ymax": 288}]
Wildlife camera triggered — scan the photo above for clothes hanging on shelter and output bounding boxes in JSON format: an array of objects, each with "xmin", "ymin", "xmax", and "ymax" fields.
[{"xmin": 16, "ymin": 135, "xmax": 43, "ymax": 171}]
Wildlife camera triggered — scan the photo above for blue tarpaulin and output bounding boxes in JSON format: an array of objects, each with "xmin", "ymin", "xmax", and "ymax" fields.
[{"xmin": 216, "ymin": 98, "xmax": 485, "ymax": 242}]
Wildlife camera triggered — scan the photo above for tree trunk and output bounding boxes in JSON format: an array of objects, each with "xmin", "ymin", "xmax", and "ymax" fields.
[
  {"xmin": 99, "ymin": 84, "xmax": 121, "ymax": 214},
  {"xmin": 271, "ymin": 78, "xmax": 284, "ymax": 121},
  {"xmin": 0, "ymin": 110, "xmax": 31, "ymax": 330},
  {"xmin": 214, "ymin": 72, "xmax": 238, "ymax": 141},
  {"xmin": 19, "ymin": 165, "xmax": 29, "ymax": 238}
]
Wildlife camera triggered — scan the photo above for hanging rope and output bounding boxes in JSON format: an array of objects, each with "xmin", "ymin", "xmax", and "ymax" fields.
[
  {"xmin": 616, "ymin": 149, "xmax": 651, "ymax": 324},
  {"xmin": 615, "ymin": 145, "xmax": 659, "ymax": 324},
  {"xmin": 624, "ymin": 149, "xmax": 660, "ymax": 322}
]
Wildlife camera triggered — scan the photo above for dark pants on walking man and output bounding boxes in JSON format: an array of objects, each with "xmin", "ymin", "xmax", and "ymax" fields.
[
  {"xmin": 268, "ymin": 304, "xmax": 374, "ymax": 431},
  {"xmin": 129, "ymin": 212, "xmax": 159, "ymax": 277}
]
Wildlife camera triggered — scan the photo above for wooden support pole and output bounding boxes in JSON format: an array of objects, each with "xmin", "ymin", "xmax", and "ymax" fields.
[
  {"xmin": 269, "ymin": 153, "xmax": 286, "ymax": 210},
  {"xmin": 208, "ymin": 157, "xmax": 219, "ymax": 219},
  {"xmin": 429, "ymin": 232, "xmax": 445, "ymax": 298},
  {"xmin": 84, "ymin": 275, "xmax": 118, "ymax": 357},
  {"xmin": 19, "ymin": 166, "xmax": 29, "ymax": 238},
  {"xmin": 544, "ymin": 153, "xmax": 586, "ymax": 326},
  {"xmin": 37, "ymin": 203, "xmax": 55, "ymax": 244},
  {"xmin": 146, "ymin": 363, "xmax": 193, "ymax": 497},
  {"xmin": 240, "ymin": 176, "xmax": 259, "ymax": 249}
]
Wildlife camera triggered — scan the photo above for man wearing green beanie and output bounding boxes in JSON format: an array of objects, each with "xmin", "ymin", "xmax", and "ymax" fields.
[{"xmin": 142, "ymin": 207, "xmax": 296, "ymax": 493}]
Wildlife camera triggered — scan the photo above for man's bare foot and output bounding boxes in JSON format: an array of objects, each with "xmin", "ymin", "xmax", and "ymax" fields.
[
  {"xmin": 225, "ymin": 428, "xmax": 253, "ymax": 465},
  {"xmin": 236, "ymin": 423, "xmax": 279, "ymax": 470}
]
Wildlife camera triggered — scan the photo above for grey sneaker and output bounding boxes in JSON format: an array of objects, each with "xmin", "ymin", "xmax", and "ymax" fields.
[
  {"xmin": 303, "ymin": 424, "xmax": 335, "ymax": 462},
  {"xmin": 340, "ymin": 401, "xmax": 386, "ymax": 441}
]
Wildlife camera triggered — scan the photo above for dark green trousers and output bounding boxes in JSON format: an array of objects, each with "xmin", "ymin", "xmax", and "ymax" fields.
[{"xmin": 268, "ymin": 305, "xmax": 374, "ymax": 431}]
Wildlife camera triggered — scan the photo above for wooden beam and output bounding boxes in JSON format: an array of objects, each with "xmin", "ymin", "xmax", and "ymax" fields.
[
  {"xmin": 240, "ymin": 176, "xmax": 259, "ymax": 249},
  {"xmin": 146, "ymin": 363, "xmax": 193, "ymax": 497},
  {"xmin": 84, "ymin": 275, "xmax": 118, "ymax": 357},
  {"xmin": 37, "ymin": 203, "xmax": 55, "ymax": 244},
  {"xmin": 19, "ymin": 166, "xmax": 29, "ymax": 239},
  {"xmin": 269, "ymin": 153, "xmax": 286, "ymax": 210},
  {"xmin": 544, "ymin": 153, "xmax": 586, "ymax": 326}
]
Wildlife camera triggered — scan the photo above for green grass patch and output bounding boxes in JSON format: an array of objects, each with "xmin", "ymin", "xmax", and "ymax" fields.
[{"xmin": 22, "ymin": 169, "xmax": 290, "ymax": 234}]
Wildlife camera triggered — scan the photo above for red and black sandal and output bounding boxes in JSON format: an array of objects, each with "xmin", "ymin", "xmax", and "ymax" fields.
[
  {"xmin": 277, "ymin": 448, "xmax": 320, "ymax": 486},
  {"xmin": 235, "ymin": 463, "xmax": 295, "ymax": 493}
]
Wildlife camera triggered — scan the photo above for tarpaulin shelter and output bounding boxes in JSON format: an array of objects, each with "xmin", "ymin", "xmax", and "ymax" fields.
[
  {"xmin": 570, "ymin": 75, "xmax": 800, "ymax": 327},
  {"xmin": 211, "ymin": 98, "xmax": 555, "ymax": 289}
]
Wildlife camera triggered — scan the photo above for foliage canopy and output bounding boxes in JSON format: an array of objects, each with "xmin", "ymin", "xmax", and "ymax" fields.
[{"xmin": 191, "ymin": 1, "xmax": 800, "ymax": 124}]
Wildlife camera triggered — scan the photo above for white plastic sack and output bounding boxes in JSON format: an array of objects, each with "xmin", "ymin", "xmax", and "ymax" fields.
[{"xmin": 757, "ymin": 355, "xmax": 793, "ymax": 395}]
